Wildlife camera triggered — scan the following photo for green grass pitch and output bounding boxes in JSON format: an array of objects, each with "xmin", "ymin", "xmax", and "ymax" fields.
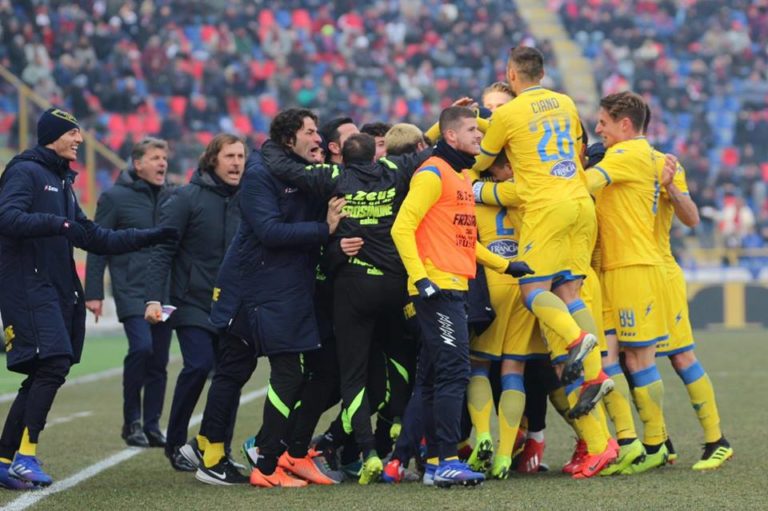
[{"xmin": 0, "ymin": 330, "xmax": 764, "ymax": 510}]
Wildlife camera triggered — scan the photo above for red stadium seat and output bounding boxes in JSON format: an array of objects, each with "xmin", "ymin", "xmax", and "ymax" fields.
[
  {"xmin": 232, "ymin": 114, "xmax": 253, "ymax": 135},
  {"xmin": 259, "ymin": 96, "xmax": 279, "ymax": 118},
  {"xmin": 195, "ymin": 131, "xmax": 214, "ymax": 146},
  {"xmin": 169, "ymin": 96, "xmax": 188, "ymax": 118}
]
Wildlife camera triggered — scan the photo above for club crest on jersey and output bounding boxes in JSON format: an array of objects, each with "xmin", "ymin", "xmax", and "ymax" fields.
[
  {"xmin": 487, "ymin": 239, "xmax": 518, "ymax": 259},
  {"xmin": 549, "ymin": 159, "xmax": 577, "ymax": 179}
]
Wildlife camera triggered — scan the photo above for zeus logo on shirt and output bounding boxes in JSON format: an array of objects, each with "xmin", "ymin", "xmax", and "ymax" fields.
[
  {"xmin": 549, "ymin": 160, "xmax": 577, "ymax": 179},
  {"xmin": 44, "ymin": 185, "xmax": 59, "ymax": 192}
]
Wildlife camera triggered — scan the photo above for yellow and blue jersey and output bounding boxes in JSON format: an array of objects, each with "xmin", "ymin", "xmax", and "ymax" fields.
[
  {"xmin": 653, "ymin": 151, "xmax": 690, "ymax": 266},
  {"xmin": 474, "ymin": 86, "xmax": 589, "ymax": 211},
  {"xmin": 586, "ymin": 137, "xmax": 665, "ymax": 270}
]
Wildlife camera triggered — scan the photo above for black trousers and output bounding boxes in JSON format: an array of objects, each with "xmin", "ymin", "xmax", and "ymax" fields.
[
  {"xmin": 523, "ymin": 358, "xmax": 560, "ymax": 432},
  {"xmin": 333, "ymin": 270, "xmax": 407, "ymax": 455},
  {"xmin": 0, "ymin": 355, "xmax": 71, "ymax": 458},
  {"xmin": 284, "ymin": 337, "xmax": 340, "ymax": 458},
  {"xmin": 121, "ymin": 316, "xmax": 172, "ymax": 430},
  {"xmin": 199, "ymin": 332, "xmax": 256, "ymax": 444},
  {"xmin": 165, "ymin": 327, "xmax": 215, "ymax": 452},
  {"xmin": 257, "ymin": 352, "xmax": 307, "ymax": 473},
  {"xmin": 413, "ymin": 291, "xmax": 470, "ymax": 460}
]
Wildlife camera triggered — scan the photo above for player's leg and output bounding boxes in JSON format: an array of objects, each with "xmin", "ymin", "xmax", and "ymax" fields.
[
  {"xmin": 415, "ymin": 292, "xmax": 483, "ymax": 487},
  {"xmin": 194, "ymin": 332, "xmax": 255, "ymax": 486},
  {"xmin": 467, "ymin": 357, "xmax": 494, "ymax": 473},
  {"xmin": 8, "ymin": 355, "xmax": 71, "ymax": 486},
  {"xmin": 670, "ymin": 350, "xmax": 732, "ymax": 469},
  {"xmin": 0, "ymin": 371, "xmax": 38, "ymax": 489},
  {"xmin": 518, "ymin": 203, "xmax": 595, "ymax": 382},
  {"xmin": 554, "ymin": 199, "xmax": 606, "ymax": 386},
  {"xmin": 165, "ymin": 327, "xmax": 215, "ymax": 471},
  {"xmin": 493, "ymin": 359, "xmax": 525, "ymax": 479},
  {"xmin": 121, "ymin": 316, "xmax": 152, "ymax": 447},
  {"xmin": 143, "ymin": 321, "xmax": 172, "ymax": 446},
  {"xmin": 662, "ymin": 264, "xmax": 731, "ymax": 469},
  {"xmin": 333, "ymin": 272, "xmax": 382, "ymax": 484},
  {"xmin": 249, "ymin": 352, "xmax": 308, "ymax": 488},
  {"xmin": 601, "ymin": 266, "xmax": 669, "ymax": 474}
]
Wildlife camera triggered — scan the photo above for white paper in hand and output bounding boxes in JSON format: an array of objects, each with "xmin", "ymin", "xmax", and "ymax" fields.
[{"xmin": 161, "ymin": 305, "xmax": 177, "ymax": 322}]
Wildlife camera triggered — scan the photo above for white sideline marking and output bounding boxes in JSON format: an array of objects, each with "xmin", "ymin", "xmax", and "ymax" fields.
[
  {"xmin": 1, "ymin": 385, "xmax": 268, "ymax": 511},
  {"xmin": 47, "ymin": 411, "xmax": 93, "ymax": 428},
  {"xmin": 0, "ymin": 356, "xmax": 182, "ymax": 404}
]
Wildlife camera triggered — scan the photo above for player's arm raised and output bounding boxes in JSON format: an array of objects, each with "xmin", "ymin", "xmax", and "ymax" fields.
[
  {"xmin": 472, "ymin": 112, "xmax": 509, "ymax": 172},
  {"xmin": 662, "ymin": 154, "xmax": 700, "ymax": 228}
]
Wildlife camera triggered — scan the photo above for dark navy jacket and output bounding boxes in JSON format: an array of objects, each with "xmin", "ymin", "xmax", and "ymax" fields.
[
  {"xmin": 214, "ymin": 150, "xmax": 328, "ymax": 356},
  {"xmin": 0, "ymin": 147, "xmax": 158, "ymax": 373},
  {"xmin": 145, "ymin": 170, "xmax": 240, "ymax": 333},
  {"xmin": 84, "ymin": 169, "xmax": 171, "ymax": 321}
]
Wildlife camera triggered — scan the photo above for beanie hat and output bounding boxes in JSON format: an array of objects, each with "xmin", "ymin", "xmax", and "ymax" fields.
[{"xmin": 37, "ymin": 107, "xmax": 79, "ymax": 146}]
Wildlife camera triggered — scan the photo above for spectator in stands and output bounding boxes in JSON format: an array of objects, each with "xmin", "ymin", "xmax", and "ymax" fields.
[{"xmin": 720, "ymin": 194, "xmax": 756, "ymax": 249}]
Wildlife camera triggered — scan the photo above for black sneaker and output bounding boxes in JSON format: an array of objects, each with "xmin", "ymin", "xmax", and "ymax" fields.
[
  {"xmin": 692, "ymin": 437, "xmax": 733, "ymax": 470},
  {"xmin": 566, "ymin": 373, "xmax": 614, "ymax": 419},
  {"xmin": 144, "ymin": 429, "xmax": 167, "ymax": 448},
  {"xmin": 195, "ymin": 458, "xmax": 249, "ymax": 486},
  {"xmin": 122, "ymin": 421, "xmax": 149, "ymax": 448},
  {"xmin": 665, "ymin": 438, "xmax": 678, "ymax": 464},
  {"xmin": 168, "ymin": 447, "xmax": 196, "ymax": 472},
  {"xmin": 225, "ymin": 449, "xmax": 247, "ymax": 471},
  {"xmin": 179, "ymin": 438, "xmax": 203, "ymax": 468}
]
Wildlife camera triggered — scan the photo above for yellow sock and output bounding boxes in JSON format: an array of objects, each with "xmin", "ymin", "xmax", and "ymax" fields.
[
  {"xmin": 602, "ymin": 363, "xmax": 637, "ymax": 440},
  {"xmin": 569, "ymin": 301, "xmax": 602, "ymax": 380},
  {"xmin": 678, "ymin": 361, "xmax": 722, "ymax": 443},
  {"xmin": 549, "ymin": 386, "xmax": 571, "ymax": 422},
  {"xmin": 203, "ymin": 441, "xmax": 225, "ymax": 468},
  {"xmin": 19, "ymin": 428, "xmax": 36, "ymax": 457},
  {"xmin": 527, "ymin": 291, "xmax": 582, "ymax": 355},
  {"xmin": 0, "ymin": 457, "xmax": 11, "ymax": 464},
  {"xmin": 567, "ymin": 382, "xmax": 607, "ymax": 454},
  {"xmin": 497, "ymin": 374, "xmax": 525, "ymax": 457},
  {"xmin": 590, "ymin": 402, "xmax": 612, "ymax": 440},
  {"xmin": 467, "ymin": 372, "xmax": 494, "ymax": 437},
  {"xmin": 630, "ymin": 366, "xmax": 666, "ymax": 446},
  {"xmin": 196, "ymin": 434, "xmax": 210, "ymax": 452}
]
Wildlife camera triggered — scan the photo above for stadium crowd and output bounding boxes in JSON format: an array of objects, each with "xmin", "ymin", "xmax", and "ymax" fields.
[
  {"xmin": 555, "ymin": 0, "xmax": 768, "ymax": 253},
  {"xmin": 2, "ymin": 0, "xmax": 765, "ymax": 254},
  {"xmin": 0, "ymin": 0, "xmax": 559, "ymax": 176},
  {"xmin": 0, "ymin": 38, "xmax": 735, "ymax": 490}
]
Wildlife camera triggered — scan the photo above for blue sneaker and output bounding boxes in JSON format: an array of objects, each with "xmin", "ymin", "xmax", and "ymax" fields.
[
  {"xmin": 9, "ymin": 454, "xmax": 53, "ymax": 486},
  {"xmin": 0, "ymin": 461, "xmax": 37, "ymax": 490},
  {"xmin": 241, "ymin": 436, "xmax": 261, "ymax": 469},
  {"xmin": 434, "ymin": 460, "xmax": 484, "ymax": 488},
  {"xmin": 422, "ymin": 462, "xmax": 437, "ymax": 486}
]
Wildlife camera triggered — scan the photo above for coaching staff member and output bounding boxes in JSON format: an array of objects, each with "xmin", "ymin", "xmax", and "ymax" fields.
[{"xmin": 0, "ymin": 108, "xmax": 176, "ymax": 488}]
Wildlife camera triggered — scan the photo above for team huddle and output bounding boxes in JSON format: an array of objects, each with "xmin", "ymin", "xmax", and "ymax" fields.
[{"xmin": 0, "ymin": 46, "xmax": 732, "ymax": 491}]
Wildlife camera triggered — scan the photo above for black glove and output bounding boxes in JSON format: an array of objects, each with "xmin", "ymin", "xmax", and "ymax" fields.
[
  {"xmin": 415, "ymin": 278, "xmax": 440, "ymax": 300},
  {"xmin": 60, "ymin": 220, "xmax": 89, "ymax": 246},
  {"xmin": 139, "ymin": 227, "xmax": 179, "ymax": 246},
  {"xmin": 505, "ymin": 261, "xmax": 534, "ymax": 278}
]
